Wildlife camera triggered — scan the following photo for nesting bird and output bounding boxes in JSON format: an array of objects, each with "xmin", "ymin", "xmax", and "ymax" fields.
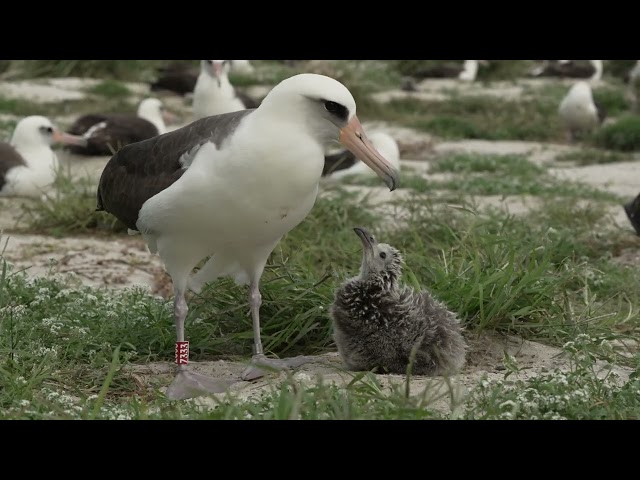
[
  {"xmin": 623, "ymin": 192, "xmax": 640, "ymax": 236},
  {"xmin": 323, "ymin": 131, "xmax": 400, "ymax": 179},
  {"xmin": 558, "ymin": 81, "xmax": 605, "ymax": 142},
  {"xmin": 96, "ymin": 73, "xmax": 400, "ymax": 400},
  {"xmin": 0, "ymin": 116, "xmax": 86, "ymax": 197},
  {"xmin": 529, "ymin": 60, "xmax": 603, "ymax": 81},
  {"xmin": 330, "ymin": 227, "xmax": 467, "ymax": 376},
  {"xmin": 192, "ymin": 60, "xmax": 258, "ymax": 120},
  {"xmin": 400, "ymin": 60, "xmax": 487, "ymax": 92},
  {"xmin": 65, "ymin": 98, "xmax": 176, "ymax": 156},
  {"xmin": 150, "ymin": 63, "xmax": 199, "ymax": 96},
  {"xmin": 151, "ymin": 60, "xmax": 256, "ymax": 97}
]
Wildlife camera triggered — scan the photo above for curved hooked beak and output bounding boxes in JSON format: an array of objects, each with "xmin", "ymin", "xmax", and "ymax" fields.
[
  {"xmin": 339, "ymin": 115, "xmax": 400, "ymax": 191},
  {"xmin": 354, "ymin": 226, "xmax": 378, "ymax": 252},
  {"xmin": 52, "ymin": 129, "xmax": 88, "ymax": 147}
]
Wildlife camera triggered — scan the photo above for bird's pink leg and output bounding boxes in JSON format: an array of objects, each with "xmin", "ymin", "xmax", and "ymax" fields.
[
  {"xmin": 241, "ymin": 281, "xmax": 313, "ymax": 381},
  {"xmin": 166, "ymin": 287, "xmax": 236, "ymax": 400}
]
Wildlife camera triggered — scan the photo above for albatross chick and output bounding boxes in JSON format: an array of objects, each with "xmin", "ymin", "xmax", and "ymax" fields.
[{"xmin": 330, "ymin": 227, "xmax": 466, "ymax": 376}]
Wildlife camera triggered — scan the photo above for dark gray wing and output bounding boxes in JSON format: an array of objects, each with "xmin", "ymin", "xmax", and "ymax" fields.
[
  {"xmin": 532, "ymin": 60, "xmax": 595, "ymax": 79},
  {"xmin": 0, "ymin": 142, "xmax": 27, "ymax": 191},
  {"xmin": 68, "ymin": 114, "xmax": 160, "ymax": 156},
  {"xmin": 67, "ymin": 113, "xmax": 112, "ymax": 135},
  {"xmin": 96, "ymin": 108, "xmax": 255, "ymax": 231}
]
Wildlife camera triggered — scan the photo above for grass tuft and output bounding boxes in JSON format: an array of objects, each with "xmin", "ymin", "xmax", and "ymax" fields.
[{"xmin": 595, "ymin": 115, "xmax": 640, "ymax": 152}]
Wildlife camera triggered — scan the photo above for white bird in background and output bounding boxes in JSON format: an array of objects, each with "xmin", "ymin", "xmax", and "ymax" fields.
[
  {"xmin": 65, "ymin": 98, "xmax": 177, "ymax": 156},
  {"xmin": 192, "ymin": 60, "xmax": 247, "ymax": 120},
  {"xmin": 323, "ymin": 131, "xmax": 401, "ymax": 180},
  {"xmin": 558, "ymin": 81, "xmax": 606, "ymax": 142},
  {"xmin": 0, "ymin": 116, "xmax": 86, "ymax": 197},
  {"xmin": 96, "ymin": 73, "xmax": 400, "ymax": 400}
]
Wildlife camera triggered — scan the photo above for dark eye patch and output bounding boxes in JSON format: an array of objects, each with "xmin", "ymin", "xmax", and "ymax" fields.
[
  {"xmin": 39, "ymin": 126, "xmax": 53, "ymax": 134},
  {"xmin": 323, "ymin": 100, "xmax": 348, "ymax": 121},
  {"xmin": 379, "ymin": 252, "xmax": 387, "ymax": 259}
]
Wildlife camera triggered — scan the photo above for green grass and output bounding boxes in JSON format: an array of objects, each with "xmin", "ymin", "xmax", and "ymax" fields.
[
  {"xmin": 87, "ymin": 80, "xmax": 132, "ymax": 98},
  {"xmin": 361, "ymin": 96, "xmax": 565, "ymax": 142},
  {"xmin": 5, "ymin": 60, "xmax": 165, "ymax": 82},
  {"xmin": 554, "ymin": 148, "xmax": 633, "ymax": 166},
  {"xmin": 595, "ymin": 115, "xmax": 640, "ymax": 151},
  {"xmin": 15, "ymin": 165, "xmax": 125, "ymax": 237},
  {"xmin": 354, "ymin": 153, "xmax": 622, "ymax": 202},
  {"xmin": 3, "ymin": 182, "xmax": 640, "ymax": 419}
]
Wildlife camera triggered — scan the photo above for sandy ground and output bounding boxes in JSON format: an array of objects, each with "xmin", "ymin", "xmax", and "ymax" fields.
[
  {"xmin": 127, "ymin": 333, "xmax": 633, "ymax": 413},
  {"xmin": 1, "ymin": 73, "xmax": 639, "ymax": 409}
]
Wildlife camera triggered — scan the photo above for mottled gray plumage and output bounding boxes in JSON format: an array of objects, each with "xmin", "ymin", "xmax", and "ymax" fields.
[{"xmin": 330, "ymin": 227, "xmax": 467, "ymax": 376}]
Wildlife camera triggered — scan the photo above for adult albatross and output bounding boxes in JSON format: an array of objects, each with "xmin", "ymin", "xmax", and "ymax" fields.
[{"xmin": 96, "ymin": 73, "xmax": 400, "ymax": 400}]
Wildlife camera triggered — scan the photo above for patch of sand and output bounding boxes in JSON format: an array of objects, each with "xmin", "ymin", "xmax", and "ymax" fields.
[{"xmin": 126, "ymin": 333, "xmax": 633, "ymax": 414}]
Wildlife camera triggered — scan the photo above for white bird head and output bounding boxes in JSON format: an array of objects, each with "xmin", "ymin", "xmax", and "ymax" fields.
[
  {"xmin": 201, "ymin": 60, "xmax": 231, "ymax": 84},
  {"xmin": 11, "ymin": 115, "xmax": 86, "ymax": 150},
  {"xmin": 137, "ymin": 98, "xmax": 174, "ymax": 134},
  {"xmin": 260, "ymin": 73, "xmax": 399, "ymax": 191}
]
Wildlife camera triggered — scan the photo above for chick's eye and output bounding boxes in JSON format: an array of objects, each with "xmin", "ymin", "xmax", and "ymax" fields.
[{"xmin": 379, "ymin": 252, "xmax": 387, "ymax": 259}]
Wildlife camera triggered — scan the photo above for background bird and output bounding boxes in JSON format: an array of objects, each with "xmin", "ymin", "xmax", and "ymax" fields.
[
  {"xmin": 529, "ymin": 60, "xmax": 603, "ymax": 81},
  {"xmin": 330, "ymin": 227, "xmax": 467, "ymax": 376},
  {"xmin": 323, "ymin": 131, "xmax": 400, "ymax": 179},
  {"xmin": 192, "ymin": 60, "xmax": 258, "ymax": 120},
  {"xmin": 150, "ymin": 63, "xmax": 199, "ymax": 96},
  {"xmin": 66, "ymin": 98, "xmax": 176, "ymax": 156},
  {"xmin": 96, "ymin": 73, "xmax": 400, "ymax": 400},
  {"xmin": 558, "ymin": 81, "xmax": 605, "ymax": 143},
  {"xmin": 0, "ymin": 116, "xmax": 86, "ymax": 197},
  {"xmin": 150, "ymin": 60, "xmax": 257, "ymax": 97}
]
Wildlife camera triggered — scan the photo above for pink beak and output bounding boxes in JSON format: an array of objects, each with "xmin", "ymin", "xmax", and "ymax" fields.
[
  {"xmin": 162, "ymin": 109, "xmax": 178, "ymax": 125},
  {"xmin": 52, "ymin": 129, "xmax": 88, "ymax": 147},
  {"xmin": 339, "ymin": 115, "xmax": 399, "ymax": 191}
]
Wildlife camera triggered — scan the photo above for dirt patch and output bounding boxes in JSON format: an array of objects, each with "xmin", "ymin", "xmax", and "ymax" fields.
[
  {"xmin": 126, "ymin": 333, "xmax": 633, "ymax": 413},
  {"xmin": 548, "ymin": 161, "xmax": 640, "ymax": 198},
  {"xmin": 1, "ymin": 233, "xmax": 168, "ymax": 292}
]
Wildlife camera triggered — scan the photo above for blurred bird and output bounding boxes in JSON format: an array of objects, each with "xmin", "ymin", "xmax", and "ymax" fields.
[
  {"xmin": 192, "ymin": 60, "xmax": 259, "ymax": 120},
  {"xmin": 323, "ymin": 131, "xmax": 400, "ymax": 179},
  {"xmin": 558, "ymin": 81, "xmax": 606, "ymax": 143},
  {"xmin": 0, "ymin": 116, "xmax": 86, "ymax": 197},
  {"xmin": 529, "ymin": 60, "xmax": 603, "ymax": 81},
  {"xmin": 66, "ymin": 98, "xmax": 176, "ymax": 156}
]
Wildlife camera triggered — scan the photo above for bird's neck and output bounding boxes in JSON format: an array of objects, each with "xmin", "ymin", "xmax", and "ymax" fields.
[
  {"xmin": 200, "ymin": 73, "xmax": 234, "ymax": 96},
  {"xmin": 590, "ymin": 60, "xmax": 603, "ymax": 81},
  {"xmin": 459, "ymin": 60, "xmax": 478, "ymax": 81},
  {"xmin": 12, "ymin": 144, "xmax": 57, "ymax": 167}
]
